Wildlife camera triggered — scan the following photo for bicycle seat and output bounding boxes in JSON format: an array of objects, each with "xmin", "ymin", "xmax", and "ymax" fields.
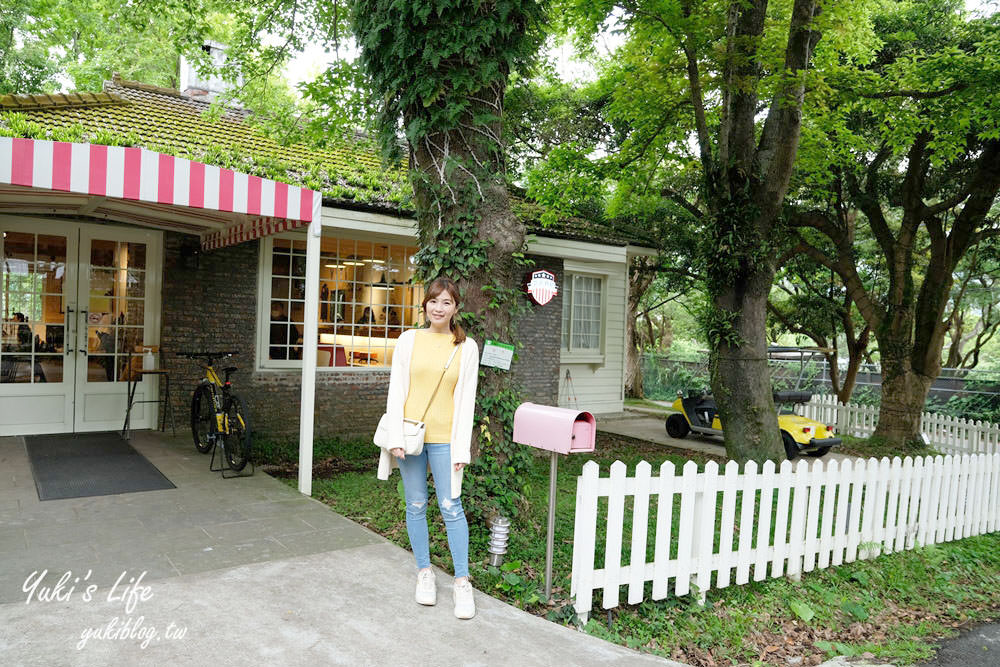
[{"xmin": 223, "ymin": 366, "xmax": 238, "ymax": 374}]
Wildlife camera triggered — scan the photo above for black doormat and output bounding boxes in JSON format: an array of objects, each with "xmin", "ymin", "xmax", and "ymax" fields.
[{"xmin": 25, "ymin": 432, "xmax": 176, "ymax": 500}]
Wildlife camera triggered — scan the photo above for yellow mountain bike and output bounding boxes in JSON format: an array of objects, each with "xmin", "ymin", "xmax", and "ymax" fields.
[{"xmin": 181, "ymin": 351, "xmax": 252, "ymax": 473}]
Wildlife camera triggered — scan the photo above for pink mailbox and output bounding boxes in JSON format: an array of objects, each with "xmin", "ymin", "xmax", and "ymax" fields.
[{"xmin": 512, "ymin": 402, "xmax": 596, "ymax": 455}]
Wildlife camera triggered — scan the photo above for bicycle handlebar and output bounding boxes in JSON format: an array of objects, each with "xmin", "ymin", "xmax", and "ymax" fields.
[{"xmin": 178, "ymin": 351, "xmax": 240, "ymax": 360}]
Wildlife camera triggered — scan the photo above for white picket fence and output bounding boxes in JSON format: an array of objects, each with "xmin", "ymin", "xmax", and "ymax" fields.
[
  {"xmin": 571, "ymin": 454, "xmax": 1000, "ymax": 619},
  {"xmin": 801, "ymin": 394, "xmax": 1000, "ymax": 455}
]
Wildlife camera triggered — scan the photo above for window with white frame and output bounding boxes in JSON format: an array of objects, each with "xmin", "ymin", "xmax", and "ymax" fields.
[
  {"xmin": 561, "ymin": 273, "xmax": 603, "ymax": 353},
  {"xmin": 262, "ymin": 236, "xmax": 424, "ymax": 369}
]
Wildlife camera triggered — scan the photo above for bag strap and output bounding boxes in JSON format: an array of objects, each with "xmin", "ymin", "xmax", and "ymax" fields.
[{"xmin": 419, "ymin": 343, "xmax": 461, "ymax": 423}]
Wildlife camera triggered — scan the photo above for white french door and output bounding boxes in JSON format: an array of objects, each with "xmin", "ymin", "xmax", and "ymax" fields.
[{"xmin": 0, "ymin": 218, "xmax": 162, "ymax": 435}]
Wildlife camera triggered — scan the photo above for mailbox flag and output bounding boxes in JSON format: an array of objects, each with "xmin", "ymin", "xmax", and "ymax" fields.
[{"xmin": 526, "ymin": 270, "xmax": 558, "ymax": 306}]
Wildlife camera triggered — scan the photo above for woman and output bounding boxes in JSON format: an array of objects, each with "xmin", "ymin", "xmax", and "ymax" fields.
[{"xmin": 376, "ymin": 277, "xmax": 480, "ymax": 619}]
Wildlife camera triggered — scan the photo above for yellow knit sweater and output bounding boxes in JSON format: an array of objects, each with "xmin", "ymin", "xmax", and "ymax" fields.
[{"xmin": 403, "ymin": 330, "xmax": 462, "ymax": 443}]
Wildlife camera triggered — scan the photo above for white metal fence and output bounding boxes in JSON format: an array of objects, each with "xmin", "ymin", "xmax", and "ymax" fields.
[
  {"xmin": 571, "ymin": 454, "xmax": 1000, "ymax": 619},
  {"xmin": 801, "ymin": 394, "xmax": 1000, "ymax": 455}
]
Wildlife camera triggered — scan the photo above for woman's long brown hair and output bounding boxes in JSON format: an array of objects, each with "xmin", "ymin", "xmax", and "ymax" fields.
[{"xmin": 421, "ymin": 277, "xmax": 467, "ymax": 344}]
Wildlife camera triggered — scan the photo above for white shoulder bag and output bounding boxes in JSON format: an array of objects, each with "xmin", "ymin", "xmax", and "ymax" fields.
[{"xmin": 374, "ymin": 343, "xmax": 460, "ymax": 456}]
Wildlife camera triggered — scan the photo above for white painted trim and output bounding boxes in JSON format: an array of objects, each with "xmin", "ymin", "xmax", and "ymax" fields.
[
  {"xmin": 298, "ymin": 214, "xmax": 321, "ymax": 496},
  {"xmin": 561, "ymin": 271, "xmax": 608, "ymax": 365},
  {"xmin": 320, "ymin": 205, "xmax": 417, "ymax": 241},
  {"xmin": 564, "ymin": 259, "xmax": 615, "ymax": 276},
  {"xmin": 527, "ymin": 235, "xmax": 628, "ymax": 263},
  {"xmin": 626, "ymin": 244, "xmax": 658, "ymax": 258}
]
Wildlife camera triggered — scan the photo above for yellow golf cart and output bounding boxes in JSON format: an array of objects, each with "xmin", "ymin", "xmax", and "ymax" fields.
[{"xmin": 664, "ymin": 347, "xmax": 841, "ymax": 459}]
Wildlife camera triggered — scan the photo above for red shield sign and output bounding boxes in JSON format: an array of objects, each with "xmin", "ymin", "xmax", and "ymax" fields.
[{"xmin": 525, "ymin": 270, "xmax": 558, "ymax": 306}]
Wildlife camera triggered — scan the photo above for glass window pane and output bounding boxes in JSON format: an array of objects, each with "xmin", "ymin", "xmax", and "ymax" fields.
[
  {"xmin": 124, "ymin": 242, "xmax": 146, "ymax": 270},
  {"xmin": 87, "ymin": 356, "xmax": 115, "ymax": 382},
  {"xmin": 117, "ymin": 327, "xmax": 142, "ymax": 356},
  {"xmin": 272, "ymin": 253, "xmax": 290, "ymax": 276},
  {"xmin": 126, "ymin": 269, "xmax": 145, "ymax": 297},
  {"xmin": 36, "ymin": 236, "xmax": 66, "ymax": 289},
  {"xmin": 89, "ymin": 326, "xmax": 115, "ymax": 354},
  {"xmin": 2, "ymin": 312, "xmax": 34, "ymax": 351},
  {"xmin": 3, "ymin": 232, "xmax": 35, "ymax": 268},
  {"xmin": 35, "ymin": 355, "xmax": 63, "ymax": 383},
  {"xmin": 125, "ymin": 300, "xmax": 144, "ymax": 325},
  {"xmin": 272, "ymin": 277, "xmax": 290, "ymax": 299},
  {"xmin": 36, "ymin": 324, "xmax": 64, "ymax": 353},
  {"xmin": 89, "ymin": 268, "xmax": 119, "ymax": 297},
  {"xmin": 90, "ymin": 239, "xmax": 117, "ymax": 268},
  {"xmin": 1, "ymin": 355, "xmax": 32, "ymax": 383},
  {"xmin": 40, "ymin": 294, "xmax": 64, "ymax": 323}
]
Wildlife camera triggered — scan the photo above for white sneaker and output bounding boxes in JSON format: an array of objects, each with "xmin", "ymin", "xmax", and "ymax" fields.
[
  {"xmin": 415, "ymin": 569, "xmax": 436, "ymax": 606},
  {"xmin": 453, "ymin": 579, "xmax": 475, "ymax": 619}
]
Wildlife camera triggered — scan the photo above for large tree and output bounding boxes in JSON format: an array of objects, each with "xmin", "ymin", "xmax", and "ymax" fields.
[
  {"xmin": 792, "ymin": 1, "xmax": 1000, "ymax": 446},
  {"xmin": 558, "ymin": 0, "xmax": 880, "ymax": 461},
  {"xmin": 349, "ymin": 0, "xmax": 547, "ymax": 513}
]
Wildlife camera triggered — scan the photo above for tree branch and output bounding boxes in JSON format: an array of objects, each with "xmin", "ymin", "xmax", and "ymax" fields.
[
  {"xmin": 660, "ymin": 187, "xmax": 704, "ymax": 219},
  {"xmin": 859, "ymin": 82, "xmax": 968, "ymax": 100}
]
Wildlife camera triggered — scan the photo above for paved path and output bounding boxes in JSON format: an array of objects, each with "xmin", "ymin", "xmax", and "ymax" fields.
[
  {"xmin": 0, "ymin": 543, "xmax": 680, "ymax": 667},
  {"xmin": 599, "ymin": 410, "xmax": 858, "ymax": 464},
  {"xmin": 0, "ymin": 432, "xmax": 679, "ymax": 666},
  {"xmin": 918, "ymin": 621, "xmax": 1000, "ymax": 666}
]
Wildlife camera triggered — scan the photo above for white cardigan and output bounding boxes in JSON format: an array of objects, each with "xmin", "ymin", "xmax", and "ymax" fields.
[{"xmin": 376, "ymin": 329, "xmax": 480, "ymax": 499}]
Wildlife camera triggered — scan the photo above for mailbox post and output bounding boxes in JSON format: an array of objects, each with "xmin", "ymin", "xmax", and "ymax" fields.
[{"xmin": 512, "ymin": 402, "xmax": 596, "ymax": 601}]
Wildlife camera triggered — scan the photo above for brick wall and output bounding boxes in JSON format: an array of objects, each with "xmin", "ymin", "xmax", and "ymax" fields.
[
  {"xmin": 510, "ymin": 256, "xmax": 563, "ymax": 405},
  {"xmin": 159, "ymin": 234, "xmax": 563, "ymax": 443}
]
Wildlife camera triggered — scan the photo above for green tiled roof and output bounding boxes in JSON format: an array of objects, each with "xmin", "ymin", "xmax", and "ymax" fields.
[
  {"xmin": 0, "ymin": 77, "xmax": 643, "ymax": 247},
  {"xmin": 0, "ymin": 76, "xmax": 408, "ymax": 210}
]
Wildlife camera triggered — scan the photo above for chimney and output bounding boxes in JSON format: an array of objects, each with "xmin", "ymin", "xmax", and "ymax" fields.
[{"xmin": 179, "ymin": 41, "xmax": 242, "ymax": 104}]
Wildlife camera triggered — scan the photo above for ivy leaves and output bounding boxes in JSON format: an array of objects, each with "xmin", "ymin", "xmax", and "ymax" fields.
[{"xmin": 351, "ymin": 0, "xmax": 546, "ymax": 159}]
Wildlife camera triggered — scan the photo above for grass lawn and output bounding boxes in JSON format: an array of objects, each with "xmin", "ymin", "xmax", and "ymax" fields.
[{"xmin": 258, "ymin": 435, "xmax": 1000, "ymax": 666}]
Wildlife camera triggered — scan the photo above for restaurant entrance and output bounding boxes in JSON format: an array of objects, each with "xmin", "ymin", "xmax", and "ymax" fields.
[{"xmin": 1, "ymin": 217, "xmax": 161, "ymax": 435}]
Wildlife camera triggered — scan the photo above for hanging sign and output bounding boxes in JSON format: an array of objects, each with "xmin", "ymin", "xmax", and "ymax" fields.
[
  {"xmin": 480, "ymin": 340, "xmax": 515, "ymax": 370},
  {"xmin": 524, "ymin": 270, "xmax": 558, "ymax": 306}
]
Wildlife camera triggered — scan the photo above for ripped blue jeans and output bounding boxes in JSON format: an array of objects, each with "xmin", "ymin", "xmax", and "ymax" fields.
[{"xmin": 397, "ymin": 442, "xmax": 469, "ymax": 578}]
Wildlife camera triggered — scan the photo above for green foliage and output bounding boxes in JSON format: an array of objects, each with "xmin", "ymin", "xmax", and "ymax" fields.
[
  {"xmin": 641, "ymin": 357, "xmax": 709, "ymax": 401},
  {"xmin": 350, "ymin": 0, "xmax": 546, "ymax": 160},
  {"xmin": 0, "ymin": 0, "xmax": 59, "ymax": 94},
  {"xmin": 788, "ymin": 598, "xmax": 815, "ymax": 623},
  {"xmin": 412, "ymin": 222, "xmax": 491, "ymax": 283},
  {"xmin": 925, "ymin": 377, "xmax": 1000, "ymax": 424},
  {"xmin": 2, "ymin": 0, "xmax": 222, "ymax": 94}
]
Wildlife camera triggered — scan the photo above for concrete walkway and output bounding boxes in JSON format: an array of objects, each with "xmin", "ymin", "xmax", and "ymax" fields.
[
  {"xmin": 918, "ymin": 621, "xmax": 1000, "ymax": 666},
  {"xmin": 599, "ymin": 410, "xmax": 858, "ymax": 464},
  {"xmin": 0, "ymin": 431, "xmax": 677, "ymax": 666}
]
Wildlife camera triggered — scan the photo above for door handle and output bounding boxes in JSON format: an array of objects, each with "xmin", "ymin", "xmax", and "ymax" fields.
[{"xmin": 65, "ymin": 307, "xmax": 74, "ymax": 354}]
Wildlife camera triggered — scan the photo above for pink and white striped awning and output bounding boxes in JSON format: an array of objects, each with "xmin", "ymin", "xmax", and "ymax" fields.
[{"xmin": 0, "ymin": 137, "xmax": 321, "ymax": 250}]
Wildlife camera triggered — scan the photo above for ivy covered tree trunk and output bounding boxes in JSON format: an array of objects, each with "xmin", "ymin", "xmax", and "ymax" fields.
[
  {"xmin": 352, "ymin": 0, "xmax": 544, "ymax": 517},
  {"xmin": 408, "ymin": 113, "xmax": 527, "ymax": 462}
]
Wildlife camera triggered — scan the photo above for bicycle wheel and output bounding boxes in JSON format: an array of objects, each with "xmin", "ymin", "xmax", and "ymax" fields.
[
  {"xmin": 223, "ymin": 394, "xmax": 252, "ymax": 472},
  {"xmin": 191, "ymin": 384, "xmax": 216, "ymax": 454}
]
